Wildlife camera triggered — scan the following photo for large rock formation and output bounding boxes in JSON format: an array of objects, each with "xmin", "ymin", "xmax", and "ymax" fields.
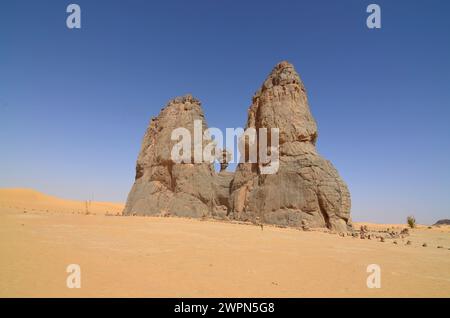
[
  {"xmin": 123, "ymin": 95, "xmax": 216, "ymax": 217},
  {"xmin": 230, "ymin": 61, "xmax": 351, "ymax": 232},
  {"xmin": 124, "ymin": 62, "xmax": 351, "ymax": 231}
]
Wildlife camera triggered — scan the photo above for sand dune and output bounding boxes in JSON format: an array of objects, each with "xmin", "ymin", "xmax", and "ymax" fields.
[
  {"xmin": 0, "ymin": 188, "xmax": 123, "ymax": 215},
  {"xmin": 0, "ymin": 188, "xmax": 449, "ymax": 297}
]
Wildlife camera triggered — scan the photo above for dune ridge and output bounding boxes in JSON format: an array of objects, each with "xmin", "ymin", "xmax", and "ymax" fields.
[{"xmin": 0, "ymin": 188, "xmax": 124, "ymax": 215}]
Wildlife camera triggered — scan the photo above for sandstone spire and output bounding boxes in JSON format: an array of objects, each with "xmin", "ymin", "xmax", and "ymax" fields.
[
  {"xmin": 230, "ymin": 61, "xmax": 351, "ymax": 231},
  {"xmin": 123, "ymin": 94, "xmax": 216, "ymax": 217}
]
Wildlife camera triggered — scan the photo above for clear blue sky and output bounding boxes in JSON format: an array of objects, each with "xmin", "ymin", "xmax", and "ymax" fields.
[{"xmin": 1, "ymin": 0, "xmax": 449, "ymax": 224}]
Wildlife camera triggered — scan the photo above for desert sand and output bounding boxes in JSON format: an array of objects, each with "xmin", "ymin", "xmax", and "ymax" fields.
[{"xmin": 1, "ymin": 188, "xmax": 449, "ymax": 297}]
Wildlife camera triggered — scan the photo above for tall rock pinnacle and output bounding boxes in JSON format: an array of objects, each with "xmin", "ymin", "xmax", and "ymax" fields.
[
  {"xmin": 230, "ymin": 61, "xmax": 351, "ymax": 231},
  {"xmin": 123, "ymin": 94, "xmax": 216, "ymax": 217}
]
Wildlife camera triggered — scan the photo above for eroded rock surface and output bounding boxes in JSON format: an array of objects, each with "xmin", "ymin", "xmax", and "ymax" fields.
[
  {"xmin": 123, "ymin": 95, "xmax": 216, "ymax": 217},
  {"xmin": 124, "ymin": 62, "xmax": 351, "ymax": 231},
  {"xmin": 230, "ymin": 62, "xmax": 351, "ymax": 232}
]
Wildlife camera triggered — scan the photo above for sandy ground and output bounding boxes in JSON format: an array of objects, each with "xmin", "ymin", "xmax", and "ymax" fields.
[{"xmin": 0, "ymin": 189, "xmax": 449, "ymax": 297}]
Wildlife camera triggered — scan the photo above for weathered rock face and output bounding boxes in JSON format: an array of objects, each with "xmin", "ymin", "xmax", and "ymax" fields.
[
  {"xmin": 123, "ymin": 95, "xmax": 216, "ymax": 217},
  {"xmin": 124, "ymin": 62, "xmax": 351, "ymax": 231},
  {"xmin": 230, "ymin": 61, "xmax": 351, "ymax": 232}
]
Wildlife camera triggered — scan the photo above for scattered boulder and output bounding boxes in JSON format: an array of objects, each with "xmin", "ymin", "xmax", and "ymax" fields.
[
  {"xmin": 388, "ymin": 230, "xmax": 400, "ymax": 239},
  {"xmin": 400, "ymin": 228, "xmax": 409, "ymax": 235}
]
